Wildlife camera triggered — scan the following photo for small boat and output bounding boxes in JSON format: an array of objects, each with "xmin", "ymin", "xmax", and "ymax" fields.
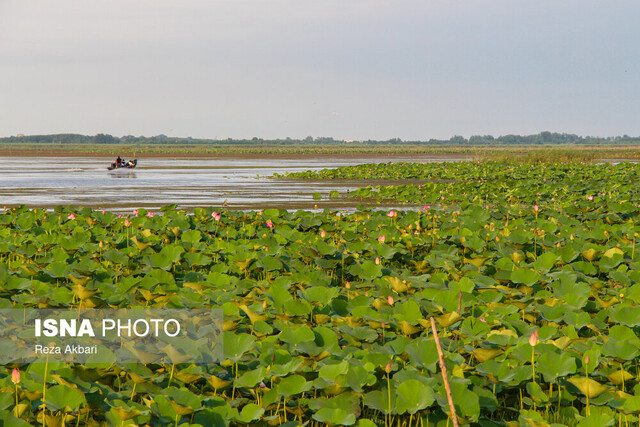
[{"xmin": 108, "ymin": 159, "xmax": 137, "ymax": 170}]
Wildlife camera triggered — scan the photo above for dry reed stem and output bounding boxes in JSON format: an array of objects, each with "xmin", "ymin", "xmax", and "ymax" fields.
[{"xmin": 430, "ymin": 316, "xmax": 459, "ymax": 427}]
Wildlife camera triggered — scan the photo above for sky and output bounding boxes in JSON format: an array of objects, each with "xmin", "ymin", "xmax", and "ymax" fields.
[{"xmin": 1, "ymin": 1, "xmax": 639, "ymax": 141}]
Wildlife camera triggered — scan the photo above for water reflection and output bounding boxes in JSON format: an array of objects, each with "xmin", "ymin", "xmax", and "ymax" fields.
[{"xmin": 108, "ymin": 172, "xmax": 137, "ymax": 179}]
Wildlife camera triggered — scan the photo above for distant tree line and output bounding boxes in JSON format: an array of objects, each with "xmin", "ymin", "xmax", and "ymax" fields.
[{"xmin": 1, "ymin": 132, "xmax": 640, "ymax": 146}]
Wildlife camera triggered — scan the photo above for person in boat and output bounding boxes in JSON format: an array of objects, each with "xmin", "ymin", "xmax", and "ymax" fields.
[{"xmin": 115, "ymin": 156, "xmax": 122, "ymax": 167}]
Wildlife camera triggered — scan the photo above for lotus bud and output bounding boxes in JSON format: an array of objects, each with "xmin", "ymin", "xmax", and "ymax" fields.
[
  {"xmin": 124, "ymin": 219, "xmax": 131, "ymax": 227},
  {"xmin": 11, "ymin": 368, "xmax": 20, "ymax": 384},
  {"xmin": 584, "ymin": 355, "xmax": 590, "ymax": 364},
  {"xmin": 378, "ymin": 235, "xmax": 385, "ymax": 243},
  {"xmin": 387, "ymin": 295, "xmax": 394, "ymax": 306},
  {"xmin": 345, "ymin": 281, "xmax": 351, "ymax": 290},
  {"xmin": 259, "ymin": 381, "xmax": 266, "ymax": 389},
  {"xmin": 320, "ymin": 229, "xmax": 326, "ymax": 238},
  {"xmin": 529, "ymin": 330, "xmax": 539, "ymax": 346},
  {"xmin": 375, "ymin": 257, "xmax": 380, "ymax": 265},
  {"xmin": 262, "ymin": 300, "xmax": 267, "ymax": 309},
  {"xmin": 99, "ymin": 241, "xmax": 103, "ymax": 248},
  {"xmin": 384, "ymin": 362, "xmax": 392, "ymax": 374}
]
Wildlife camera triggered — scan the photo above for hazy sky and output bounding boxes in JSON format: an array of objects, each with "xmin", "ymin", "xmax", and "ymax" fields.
[{"xmin": 1, "ymin": 1, "xmax": 639, "ymax": 140}]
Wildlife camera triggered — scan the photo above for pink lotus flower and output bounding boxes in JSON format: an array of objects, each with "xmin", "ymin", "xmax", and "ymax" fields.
[
  {"xmin": 375, "ymin": 257, "xmax": 380, "ymax": 265},
  {"xmin": 133, "ymin": 209, "xmax": 139, "ymax": 216},
  {"xmin": 212, "ymin": 211, "xmax": 221, "ymax": 221},
  {"xmin": 384, "ymin": 362, "xmax": 392, "ymax": 374},
  {"xmin": 320, "ymin": 229, "xmax": 326, "ymax": 238},
  {"xmin": 529, "ymin": 329, "xmax": 539, "ymax": 346},
  {"xmin": 146, "ymin": 212, "xmax": 154, "ymax": 218},
  {"xmin": 387, "ymin": 210, "xmax": 397, "ymax": 218},
  {"xmin": 102, "ymin": 210, "xmax": 106, "ymax": 214},
  {"xmin": 387, "ymin": 295, "xmax": 394, "ymax": 305},
  {"xmin": 345, "ymin": 281, "xmax": 351, "ymax": 289},
  {"xmin": 266, "ymin": 220, "xmax": 273, "ymax": 229},
  {"xmin": 423, "ymin": 205, "xmax": 431, "ymax": 210},
  {"xmin": 11, "ymin": 368, "xmax": 20, "ymax": 384},
  {"xmin": 534, "ymin": 204, "xmax": 539, "ymax": 212},
  {"xmin": 587, "ymin": 195, "xmax": 594, "ymax": 201},
  {"xmin": 67, "ymin": 214, "xmax": 76, "ymax": 220},
  {"xmin": 378, "ymin": 235, "xmax": 386, "ymax": 243},
  {"xmin": 124, "ymin": 219, "xmax": 131, "ymax": 227}
]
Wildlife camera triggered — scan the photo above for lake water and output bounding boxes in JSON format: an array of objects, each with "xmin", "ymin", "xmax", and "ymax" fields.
[{"xmin": 0, "ymin": 155, "xmax": 466, "ymax": 212}]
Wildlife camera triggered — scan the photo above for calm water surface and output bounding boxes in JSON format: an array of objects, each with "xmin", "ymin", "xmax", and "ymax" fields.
[{"xmin": 0, "ymin": 155, "xmax": 467, "ymax": 212}]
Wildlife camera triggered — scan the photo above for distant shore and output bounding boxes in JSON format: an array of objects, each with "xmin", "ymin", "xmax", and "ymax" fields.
[{"xmin": 1, "ymin": 144, "xmax": 640, "ymax": 161}]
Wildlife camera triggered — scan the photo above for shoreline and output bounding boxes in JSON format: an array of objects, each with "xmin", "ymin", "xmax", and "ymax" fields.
[{"xmin": 0, "ymin": 149, "xmax": 472, "ymax": 159}]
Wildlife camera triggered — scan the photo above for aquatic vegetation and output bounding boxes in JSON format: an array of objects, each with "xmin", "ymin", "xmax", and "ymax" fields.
[
  {"xmin": 279, "ymin": 160, "xmax": 640, "ymax": 208},
  {"xmin": 1, "ymin": 160, "xmax": 640, "ymax": 425}
]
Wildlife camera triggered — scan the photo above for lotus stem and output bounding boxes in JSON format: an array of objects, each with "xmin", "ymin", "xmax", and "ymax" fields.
[
  {"xmin": 386, "ymin": 370, "xmax": 391, "ymax": 427},
  {"xmin": 168, "ymin": 363, "xmax": 175, "ymax": 388},
  {"xmin": 231, "ymin": 362, "xmax": 238, "ymax": 400},
  {"xmin": 43, "ymin": 353, "xmax": 49, "ymax": 427},
  {"xmin": 531, "ymin": 347, "xmax": 536, "ymax": 383},
  {"xmin": 430, "ymin": 317, "xmax": 459, "ymax": 427}
]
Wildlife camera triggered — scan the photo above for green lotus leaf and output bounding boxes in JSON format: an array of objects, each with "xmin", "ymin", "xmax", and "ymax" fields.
[
  {"xmin": 526, "ymin": 382, "xmax": 549, "ymax": 404},
  {"xmin": 0, "ymin": 410, "xmax": 31, "ymax": 427},
  {"xmin": 318, "ymin": 360, "xmax": 349, "ymax": 382},
  {"xmin": 511, "ymin": 268, "xmax": 539, "ymax": 286},
  {"xmin": 312, "ymin": 408, "xmax": 355, "ymax": 425},
  {"xmin": 279, "ymin": 325, "xmax": 315, "ymax": 346},
  {"xmin": 237, "ymin": 403, "xmax": 264, "ymax": 423},
  {"xmin": 609, "ymin": 306, "xmax": 640, "ymax": 327},
  {"xmin": 395, "ymin": 379, "xmax": 435, "ymax": 414},
  {"xmin": 405, "ymin": 338, "xmax": 439, "ymax": 371},
  {"xmin": 364, "ymin": 388, "xmax": 395, "ymax": 414},
  {"xmin": 575, "ymin": 406, "xmax": 615, "ymax": 427},
  {"xmin": 304, "ymin": 286, "xmax": 339, "ymax": 306},
  {"xmin": 44, "ymin": 385, "xmax": 87, "ymax": 412},
  {"xmin": 350, "ymin": 261, "xmax": 383, "ymax": 281},
  {"xmin": 235, "ymin": 367, "xmax": 265, "ymax": 389},
  {"xmin": 223, "ymin": 332, "xmax": 256, "ymax": 362},
  {"xmin": 537, "ymin": 351, "xmax": 577, "ymax": 382},
  {"xmin": 602, "ymin": 325, "xmax": 640, "ymax": 360},
  {"xmin": 181, "ymin": 229, "xmax": 202, "ymax": 245},
  {"xmin": 277, "ymin": 375, "xmax": 312, "ymax": 398}
]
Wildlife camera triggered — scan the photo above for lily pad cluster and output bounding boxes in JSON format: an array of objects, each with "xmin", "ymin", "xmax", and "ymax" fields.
[
  {"xmin": 0, "ymin": 160, "xmax": 639, "ymax": 425},
  {"xmin": 278, "ymin": 161, "xmax": 640, "ymax": 208}
]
